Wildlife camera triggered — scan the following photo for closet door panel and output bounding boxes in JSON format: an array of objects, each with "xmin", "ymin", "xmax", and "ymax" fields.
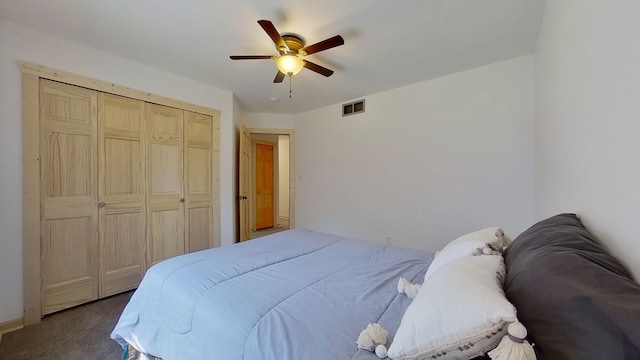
[
  {"xmin": 184, "ymin": 111, "xmax": 213, "ymax": 252},
  {"xmin": 104, "ymin": 138, "xmax": 140, "ymax": 194},
  {"xmin": 98, "ymin": 93, "xmax": 146, "ymax": 297},
  {"xmin": 43, "ymin": 133, "xmax": 92, "ymax": 197},
  {"xmin": 101, "ymin": 211, "xmax": 144, "ymax": 296},
  {"xmin": 151, "ymin": 209, "xmax": 184, "ymax": 262},
  {"xmin": 147, "ymin": 104, "xmax": 184, "ymax": 265},
  {"xmin": 40, "ymin": 80, "xmax": 98, "ymax": 315},
  {"xmin": 188, "ymin": 147, "xmax": 210, "ymax": 192},
  {"xmin": 151, "ymin": 144, "xmax": 182, "ymax": 193},
  {"xmin": 188, "ymin": 207, "xmax": 212, "ymax": 252}
]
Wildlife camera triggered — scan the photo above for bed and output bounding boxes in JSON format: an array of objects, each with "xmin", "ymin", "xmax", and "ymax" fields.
[
  {"xmin": 111, "ymin": 229, "xmax": 433, "ymax": 360},
  {"xmin": 112, "ymin": 214, "xmax": 640, "ymax": 360}
]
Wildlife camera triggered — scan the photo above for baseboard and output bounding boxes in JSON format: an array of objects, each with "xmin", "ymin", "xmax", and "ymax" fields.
[{"xmin": 0, "ymin": 317, "xmax": 24, "ymax": 342}]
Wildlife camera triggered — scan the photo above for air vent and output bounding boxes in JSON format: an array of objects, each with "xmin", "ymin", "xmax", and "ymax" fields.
[{"xmin": 342, "ymin": 99, "xmax": 365, "ymax": 117}]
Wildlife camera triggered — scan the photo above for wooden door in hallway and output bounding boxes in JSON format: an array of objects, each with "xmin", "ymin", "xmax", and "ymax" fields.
[{"xmin": 255, "ymin": 143, "xmax": 274, "ymax": 230}]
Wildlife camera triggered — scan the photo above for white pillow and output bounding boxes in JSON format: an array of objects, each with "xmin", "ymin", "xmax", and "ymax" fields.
[
  {"xmin": 388, "ymin": 255, "xmax": 517, "ymax": 360},
  {"xmin": 424, "ymin": 227, "xmax": 506, "ymax": 281}
]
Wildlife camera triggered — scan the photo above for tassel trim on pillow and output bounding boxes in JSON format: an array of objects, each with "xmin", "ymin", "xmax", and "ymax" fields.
[
  {"xmin": 488, "ymin": 321, "xmax": 536, "ymax": 360},
  {"xmin": 397, "ymin": 277, "xmax": 421, "ymax": 300},
  {"xmin": 356, "ymin": 323, "xmax": 389, "ymax": 358}
]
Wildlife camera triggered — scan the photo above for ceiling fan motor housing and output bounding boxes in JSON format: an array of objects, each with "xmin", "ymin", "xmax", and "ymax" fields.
[{"xmin": 281, "ymin": 34, "xmax": 305, "ymax": 54}]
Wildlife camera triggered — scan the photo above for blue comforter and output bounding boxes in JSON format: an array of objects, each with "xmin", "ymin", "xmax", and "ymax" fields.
[{"xmin": 111, "ymin": 229, "xmax": 433, "ymax": 360}]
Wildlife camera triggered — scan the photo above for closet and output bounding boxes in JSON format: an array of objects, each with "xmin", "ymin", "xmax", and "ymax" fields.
[{"xmin": 27, "ymin": 69, "xmax": 220, "ymax": 318}]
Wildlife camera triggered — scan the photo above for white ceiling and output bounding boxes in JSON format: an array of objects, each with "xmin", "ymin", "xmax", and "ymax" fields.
[{"xmin": 0, "ymin": 0, "xmax": 546, "ymax": 114}]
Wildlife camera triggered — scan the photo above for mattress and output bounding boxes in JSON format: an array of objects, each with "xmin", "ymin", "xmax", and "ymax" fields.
[{"xmin": 111, "ymin": 229, "xmax": 433, "ymax": 360}]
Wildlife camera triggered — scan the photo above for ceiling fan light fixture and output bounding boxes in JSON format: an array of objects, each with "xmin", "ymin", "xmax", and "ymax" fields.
[{"xmin": 276, "ymin": 55, "xmax": 304, "ymax": 76}]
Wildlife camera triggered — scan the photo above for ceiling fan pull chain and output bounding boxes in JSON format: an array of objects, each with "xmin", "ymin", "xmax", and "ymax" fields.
[{"xmin": 289, "ymin": 74, "xmax": 293, "ymax": 98}]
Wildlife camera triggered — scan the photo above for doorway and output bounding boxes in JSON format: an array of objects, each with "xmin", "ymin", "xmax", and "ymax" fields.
[
  {"xmin": 238, "ymin": 127, "xmax": 295, "ymax": 242},
  {"xmin": 249, "ymin": 135, "xmax": 290, "ymax": 239}
]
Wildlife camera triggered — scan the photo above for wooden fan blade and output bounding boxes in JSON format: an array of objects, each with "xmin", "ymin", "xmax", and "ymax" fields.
[
  {"xmin": 258, "ymin": 20, "xmax": 289, "ymax": 52},
  {"xmin": 274, "ymin": 71, "xmax": 286, "ymax": 83},
  {"xmin": 303, "ymin": 60, "xmax": 334, "ymax": 77},
  {"xmin": 301, "ymin": 35, "xmax": 344, "ymax": 55},
  {"xmin": 230, "ymin": 55, "xmax": 274, "ymax": 60}
]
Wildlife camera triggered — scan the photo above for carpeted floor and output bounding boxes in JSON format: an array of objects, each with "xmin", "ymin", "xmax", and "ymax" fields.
[{"xmin": 0, "ymin": 290, "xmax": 133, "ymax": 360}]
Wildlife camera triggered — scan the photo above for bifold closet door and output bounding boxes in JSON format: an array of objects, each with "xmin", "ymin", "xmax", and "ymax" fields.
[
  {"xmin": 184, "ymin": 111, "xmax": 214, "ymax": 252},
  {"xmin": 98, "ymin": 93, "xmax": 146, "ymax": 297},
  {"xmin": 146, "ymin": 103, "xmax": 185, "ymax": 265},
  {"xmin": 40, "ymin": 80, "xmax": 99, "ymax": 315}
]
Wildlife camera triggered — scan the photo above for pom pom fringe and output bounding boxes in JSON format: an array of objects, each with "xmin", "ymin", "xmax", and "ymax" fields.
[
  {"xmin": 375, "ymin": 344, "xmax": 388, "ymax": 358},
  {"xmin": 397, "ymin": 278, "xmax": 421, "ymax": 300},
  {"xmin": 474, "ymin": 229, "xmax": 512, "ymax": 256},
  {"xmin": 488, "ymin": 322, "xmax": 536, "ymax": 360},
  {"xmin": 356, "ymin": 323, "xmax": 389, "ymax": 358}
]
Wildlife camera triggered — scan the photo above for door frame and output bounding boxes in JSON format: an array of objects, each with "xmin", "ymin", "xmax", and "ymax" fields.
[
  {"xmin": 242, "ymin": 128, "xmax": 295, "ymax": 240},
  {"xmin": 20, "ymin": 61, "xmax": 220, "ymax": 326},
  {"xmin": 238, "ymin": 124, "xmax": 251, "ymax": 241}
]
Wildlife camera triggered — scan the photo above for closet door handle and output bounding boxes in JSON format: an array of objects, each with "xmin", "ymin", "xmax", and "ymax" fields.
[
  {"xmin": 180, "ymin": 198, "xmax": 185, "ymax": 203},
  {"xmin": 98, "ymin": 201, "xmax": 106, "ymax": 208}
]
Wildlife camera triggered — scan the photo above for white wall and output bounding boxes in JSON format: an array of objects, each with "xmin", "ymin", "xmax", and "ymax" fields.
[
  {"xmin": 295, "ymin": 55, "xmax": 535, "ymax": 251},
  {"xmin": 0, "ymin": 20, "xmax": 236, "ymax": 324},
  {"xmin": 243, "ymin": 112, "xmax": 295, "ymax": 129},
  {"xmin": 535, "ymin": 1, "xmax": 640, "ymax": 280}
]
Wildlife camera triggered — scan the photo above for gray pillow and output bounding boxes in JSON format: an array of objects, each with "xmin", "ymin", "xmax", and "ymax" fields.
[{"xmin": 503, "ymin": 213, "xmax": 640, "ymax": 360}]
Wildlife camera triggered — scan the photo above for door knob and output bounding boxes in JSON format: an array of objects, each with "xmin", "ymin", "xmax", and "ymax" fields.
[
  {"xmin": 98, "ymin": 202, "xmax": 106, "ymax": 208},
  {"xmin": 180, "ymin": 198, "xmax": 185, "ymax": 202}
]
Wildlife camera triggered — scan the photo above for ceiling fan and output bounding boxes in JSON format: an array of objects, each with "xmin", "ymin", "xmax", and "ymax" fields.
[{"xmin": 230, "ymin": 20, "xmax": 345, "ymax": 83}]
